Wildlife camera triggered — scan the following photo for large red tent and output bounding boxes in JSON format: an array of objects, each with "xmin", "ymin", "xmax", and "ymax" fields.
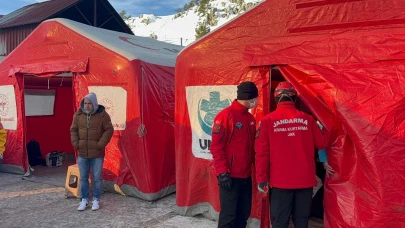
[
  {"xmin": 0, "ymin": 18, "xmax": 181, "ymax": 201},
  {"xmin": 175, "ymin": 0, "xmax": 405, "ymax": 227}
]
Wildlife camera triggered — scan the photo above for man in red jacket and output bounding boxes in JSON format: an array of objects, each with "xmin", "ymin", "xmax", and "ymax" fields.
[
  {"xmin": 255, "ymin": 81, "xmax": 331, "ymax": 228},
  {"xmin": 211, "ymin": 81, "xmax": 259, "ymax": 228}
]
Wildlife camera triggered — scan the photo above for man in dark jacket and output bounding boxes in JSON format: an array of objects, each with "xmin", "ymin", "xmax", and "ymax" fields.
[
  {"xmin": 70, "ymin": 92, "xmax": 113, "ymax": 211},
  {"xmin": 255, "ymin": 81, "xmax": 331, "ymax": 228},
  {"xmin": 210, "ymin": 81, "xmax": 259, "ymax": 228}
]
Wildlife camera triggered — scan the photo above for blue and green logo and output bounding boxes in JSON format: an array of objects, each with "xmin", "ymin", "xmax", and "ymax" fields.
[{"xmin": 198, "ymin": 91, "xmax": 231, "ymax": 136}]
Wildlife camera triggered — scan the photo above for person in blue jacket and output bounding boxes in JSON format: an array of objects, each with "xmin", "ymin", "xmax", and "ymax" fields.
[
  {"xmin": 318, "ymin": 149, "xmax": 333, "ymax": 176},
  {"xmin": 317, "ymin": 121, "xmax": 334, "ymax": 176}
]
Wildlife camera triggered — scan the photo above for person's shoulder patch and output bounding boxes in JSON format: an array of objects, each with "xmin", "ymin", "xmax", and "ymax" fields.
[
  {"xmin": 235, "ymin": 122, "xmax": 243, "ymax": 130},
  {"xmin": 212, "ymin": 123, "xmax": 221, "ymax": 134}
]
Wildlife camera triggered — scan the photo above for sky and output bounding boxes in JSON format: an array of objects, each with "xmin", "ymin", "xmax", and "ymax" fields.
[{"xmin": 0, "ymin": 0, "xmax": 190, "ymax": 17}]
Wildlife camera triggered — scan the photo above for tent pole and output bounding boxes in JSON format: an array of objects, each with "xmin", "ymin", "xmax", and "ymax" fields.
[
  {"xmin": 75, "ymin": 5, "xmax": 91, "ymax": 25},
  {"xmin": 94, "ymin": 0, "xmax": 97, "ymax": 27},
  {"xmin": 99, "ymin": 16, "xmax": 114, "ymax": 27}
]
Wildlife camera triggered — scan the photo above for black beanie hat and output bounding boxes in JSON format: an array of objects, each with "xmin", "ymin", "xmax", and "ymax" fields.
[{"xmin": 237, "ymin": 81, "xmax": 258, "ymax": 100}]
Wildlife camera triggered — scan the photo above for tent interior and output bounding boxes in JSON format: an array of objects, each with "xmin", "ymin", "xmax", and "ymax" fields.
[
  {"xmin": 270, "ymin": 67, "xmax": 326, "ymax": 221},
  {"xmin": 22, "ymin": 72, "xmax": 76, "ymax": 185}
]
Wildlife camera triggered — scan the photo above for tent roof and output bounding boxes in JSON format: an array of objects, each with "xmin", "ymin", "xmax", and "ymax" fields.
[{"xmin": 47, "ymin": 18, "xmax": 182, "ymax": 66}]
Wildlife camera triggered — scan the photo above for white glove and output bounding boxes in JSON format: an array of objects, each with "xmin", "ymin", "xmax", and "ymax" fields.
[{"xmin": 323, "ymin": 162, "xmax": 335, "ymax": 176}]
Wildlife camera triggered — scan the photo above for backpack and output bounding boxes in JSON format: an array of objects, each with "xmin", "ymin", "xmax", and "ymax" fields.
[{"xmin": 27, "ymin": 139, "xmax": 46, "ymax": 166}]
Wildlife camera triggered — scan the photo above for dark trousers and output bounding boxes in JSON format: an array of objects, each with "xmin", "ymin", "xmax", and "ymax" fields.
[
  {"xmin": 218, "ymin": 176, "xmax": 252, "ymax": 228},
  {"xmin": 270, "ymin": 187, "xmax": 313, "ymax": 228},
  {"xmin": 311, "ymin": 161, "xmax": 326, "ymax": 219}
]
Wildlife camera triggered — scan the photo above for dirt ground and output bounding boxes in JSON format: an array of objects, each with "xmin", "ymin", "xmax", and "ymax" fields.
[{"xmin": 0, "ymin": 161, "xmax": 324, "ymax": 228}]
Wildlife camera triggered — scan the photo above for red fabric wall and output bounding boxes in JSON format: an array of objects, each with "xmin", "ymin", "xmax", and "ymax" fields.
[
  {"xmin": 175, "ymin": 0, "xmax": 405, "ymax": 226},
  {"xmin": 25, "ymin": 86, "xmax": 74, "ymax": 157}
]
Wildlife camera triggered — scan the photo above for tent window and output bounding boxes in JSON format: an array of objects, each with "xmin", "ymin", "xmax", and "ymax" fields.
[{"xmin": 24, "ymin": 89, "xmax": 56, "ymax": 116}]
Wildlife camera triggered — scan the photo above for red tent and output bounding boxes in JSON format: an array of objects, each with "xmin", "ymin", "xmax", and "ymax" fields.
[
  {"xmin": 0, "ymin": 18, "xmax": 181, "ymax": 201},
  {"xmin": 175, "ymin": 0, "xmax": 405, "ymax": 227}
]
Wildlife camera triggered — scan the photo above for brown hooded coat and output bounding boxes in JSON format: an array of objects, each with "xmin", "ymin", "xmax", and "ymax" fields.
[{"xmin": 70, "ymin": 93, "xmax": 113, "ymax": 158}]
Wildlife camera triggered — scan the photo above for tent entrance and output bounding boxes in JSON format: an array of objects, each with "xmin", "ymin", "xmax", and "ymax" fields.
[
  {"xmin": 269, "ymin": 66, "xmax": 326, "ymax": 221},
  {"xmin": 22, "ymin": 72, "xmax": 76, "ymax": 185}
]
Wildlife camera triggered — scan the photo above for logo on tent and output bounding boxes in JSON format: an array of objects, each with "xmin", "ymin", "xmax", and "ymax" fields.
[
  {"xmin": 186, "ymin": 85, "xmax": 236, "ymax": 160},
  {"xmin": 88, "ymin": 86, "xmax": 127, "ymax": 130},
  {"xmin": 197, "ymin": 91, "xmax": 231, "ymax": 136},
  {"xmin": 101, "ymin": 98, "xmax": 114, "ymax": 117},
  {"xmin": 119, "ymin": 36, "xmax": 160, "ymax": 51},
  {"xmin": 0, "ymin": 94, "xmax": 9, "ymax": 116}
]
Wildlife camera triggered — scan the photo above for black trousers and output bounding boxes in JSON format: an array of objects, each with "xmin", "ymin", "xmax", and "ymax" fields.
[
  {"xmin": 218, "ymin": 176, "xmax": 252, "ymax": 228},
  {"xmin": 311, "ymin": 161, "xmax": 326, "ymax": 219},
  {"xmin": 270, "ymin": 187, "xmax": 313, "ymax": 228}
]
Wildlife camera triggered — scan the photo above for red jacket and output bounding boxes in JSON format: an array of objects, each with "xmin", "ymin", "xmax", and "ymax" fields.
[
  {"xmin": 255, "ymin": 101, "xmax": 330, "ymax": 189},
  {"xmin": 210, "ymin": 100, "xmax": 256, "ymax": 178}
]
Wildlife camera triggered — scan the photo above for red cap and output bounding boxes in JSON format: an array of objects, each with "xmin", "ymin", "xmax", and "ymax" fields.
[{"xmin": 274, "ymin": 81, "xmax": 296, "ymax": 98}]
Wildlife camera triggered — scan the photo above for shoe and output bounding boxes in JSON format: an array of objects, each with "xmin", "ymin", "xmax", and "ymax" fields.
[
  {"xmin": 91, "ymin": 199, "xmax": 100, "ymax": 211},
  {"xmin": 77, "ymin": 199, "xmax": 88, "ymax": 211}
]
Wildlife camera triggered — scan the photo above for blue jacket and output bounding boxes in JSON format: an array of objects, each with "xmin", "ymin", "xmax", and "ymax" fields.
[
  {"xmin": 318, "ymin": 149, "xmax": 327, "ymax": 162},
  {"xmin": 316, "ymin": 122, "xmax": 328, "ymax": 162}
]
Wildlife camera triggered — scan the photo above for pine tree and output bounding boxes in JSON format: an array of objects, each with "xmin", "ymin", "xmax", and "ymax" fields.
[
  {"xmin": 195, "ymin": 23, "xmax": 210, "ymax": 39},
  {"xmin": 198, "ymin": 0, "xmax": 210, "ymax": 16},
  {"xmin": 119, "ymin": 10, "xmax": 132, "ymax": 20}
]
